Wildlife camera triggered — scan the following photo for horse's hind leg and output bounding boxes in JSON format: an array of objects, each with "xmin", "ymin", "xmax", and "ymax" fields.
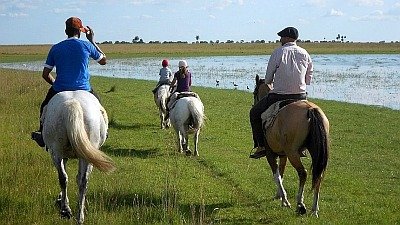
[
  {"xmin": 178, "ymin": 127, "xmax": 189, "ymax": 154},
  {"xmin": 175, "ymin": 129, "xmax": 184, "ymax": 153},
  {"xmin": 274, "ymin": 156, "xmax": 287, "ymax": 200},
  {"xmin": 76, "ymin": 159, "xmax": 93, "ymax": 224},
  {"xmin": 266, "ymin": 152, "xmax": 290, "ymax": 208},
  {"xmin": 193, "ymin": 129, "xmax": 200, "ymax": 156},
  {"xmin": 159, "ymin": 109, "xmax": 165, "ymax": 129},
  {"xmin": 287, "ymin": 154, "xmax": 307, "ymax": 215},
  {"xmin": 53, "ymin": 157, "xmax": 72, "ymax": 219},
  {"xmin": 311, "ymin": 177, "xmax": 322, "ymax": 217},
  {"xmin": 183, "ymin": 130, "xmax": 191, "ymax": 155}
]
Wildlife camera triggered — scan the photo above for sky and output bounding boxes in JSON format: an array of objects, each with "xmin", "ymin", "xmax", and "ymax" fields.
[{"xmin": 1, "ymin": 0, "xmax": 400, "ymax": 45}]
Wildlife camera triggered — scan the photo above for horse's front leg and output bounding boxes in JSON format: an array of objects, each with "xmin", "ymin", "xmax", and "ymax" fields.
[
  {"xmin": 266, "ymin": 152, "xmax": 290, "ymax": 208},
  {"xmin": 288, "ymin": 155, "xmax": 307, "ymax": 215},
  {"xmin": 53, "ymin": 157, "xmax": 72, "ymax": 219},
  {"xmin": 76, "ymin": 159, "xmax": 93, "ymax": 224}
]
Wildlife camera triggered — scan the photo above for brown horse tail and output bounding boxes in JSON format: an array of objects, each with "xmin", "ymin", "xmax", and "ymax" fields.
[{"xmin": 307, "ymin": 107, "xmax": 329, "ymax": 190}]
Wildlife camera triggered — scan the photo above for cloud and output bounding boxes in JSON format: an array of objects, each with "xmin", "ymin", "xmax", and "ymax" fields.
[
  {"xmin": 305, "ymin": 0, "xmax": 327, "ymax": 7},
  {"xmin": 52, "ymin": 7, "xmax": 85, "ymax": 14},
  {"xmin": 208, "ymin": 0, "xmax": 247, "ymax": 10},
  {"xmin": 6, "ymin": 12, "xmax": 29, "ymax": 17},
  {"xmin": 246, "ymin": 19, "xmax": 266, "ymax": 25},
  {"xmin": 140, "ymin": 14, "xmax": 153, "ymax": 19},
  {"xmin": 388, "ymin": 2, "xmax": 400, "ymax": 16},
  {"xmin": 350, "ymin": 10, "xmax": 400, "ymax": 21},
  {"xmin": 351, "ymin": 0, "xmax": 384, "ymax": 7},
  {"xmin": 0, "ymin": 0, "xmax": 37, "ymax": 17},
  {"xmin": 298, "ymin": 18, "xmax": 310, "ymax": 24},
  {"xmin": 129, "ymin": 0, "xmax": 157, "ymax": 5},
  {"xmin": 328, "ymin": 8, "xmax": 344, "ymax": 16}
]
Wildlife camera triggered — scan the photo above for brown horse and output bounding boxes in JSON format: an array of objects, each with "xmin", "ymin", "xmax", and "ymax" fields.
[{"xmin": 253, "ymin": 74, "xmax": 329, "ymax": 217}]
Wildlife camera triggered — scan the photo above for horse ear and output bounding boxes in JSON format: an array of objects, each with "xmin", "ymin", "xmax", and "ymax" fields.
[{"xmin": 256, "ymin": 74, "xmax": 259, "ymax": 83}]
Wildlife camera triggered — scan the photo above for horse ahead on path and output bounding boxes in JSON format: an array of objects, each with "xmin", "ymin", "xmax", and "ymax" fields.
[
  {"xmin": 168, "ymin": 92, "xmax": 205, "ymax": 156},
  {"xmin": 253, "ymin": 75, "xmax": 329, "ymax": 217},
  {"xmin": 41, "ymin": 90, "xmax": 115, "ymax": 224},
  {"xmin": 154, "ymin": 84, "xmax": 171, "ymax": 129}
]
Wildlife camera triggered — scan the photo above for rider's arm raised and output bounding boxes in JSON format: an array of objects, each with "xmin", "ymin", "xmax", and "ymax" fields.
[{"xmin": 86, "ymin": 26, "xmax": 106, "ymax": 65}]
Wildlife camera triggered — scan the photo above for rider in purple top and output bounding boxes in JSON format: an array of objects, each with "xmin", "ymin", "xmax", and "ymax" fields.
[
  {"xmin": 171, "ymin": 60, "xmax": 191, "ymax": 92},
  {"xmin": 31, "ymin": 17, "xmax": 107, "ymax": 148}
]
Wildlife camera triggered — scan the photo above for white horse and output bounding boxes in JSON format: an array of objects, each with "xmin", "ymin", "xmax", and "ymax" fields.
[
  {"xmin": 153, "ymin": 84, "xmax": 171, "ymax": 129},
  {"xmin": 169, "ymin": 92, "xmax": 205, "ymax": 156},
  {"xmin": 41, "ymin": 90, "xmax": 115, "ymax": 224}
]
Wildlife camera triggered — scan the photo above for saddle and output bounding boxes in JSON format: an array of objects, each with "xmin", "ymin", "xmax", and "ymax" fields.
[
  {"xmin": 261, "ymin": 99, "xmax": 303, "ymax": 131},
  {"xmin": 167, "ymin": 92, "xmax": 200, "ymax": 111}
]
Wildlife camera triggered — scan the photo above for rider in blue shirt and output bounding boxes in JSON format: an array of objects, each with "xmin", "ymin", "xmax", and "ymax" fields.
[{"xmin": 31, "ymin": 17, "xmax": 107, "ymax": 147}]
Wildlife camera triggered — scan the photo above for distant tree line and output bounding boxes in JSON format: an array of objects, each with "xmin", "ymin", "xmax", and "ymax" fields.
[{"xmin": 99, "ymin": 34, "xmax": 399, "ymax": 45}]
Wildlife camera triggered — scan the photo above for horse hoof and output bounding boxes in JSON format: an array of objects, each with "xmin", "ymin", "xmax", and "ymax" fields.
[
  {"xmin": 55, "ymin": 198, "xmax": 62, "ymax": 209},
  {"xmin": 296, "ymin": 204, "xmax": 307, "ymax": 215},
  {"xmin": 60, "ymin": 209, "xmax": 72, "ymax": 219},
  {"xmin": 185, "ymin": 150, "xmax": 192, "ymax": 156}
]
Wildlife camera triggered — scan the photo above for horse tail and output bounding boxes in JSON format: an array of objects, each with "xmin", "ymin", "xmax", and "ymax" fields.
[
  {"xmin": 188, "ymin": 99, "xmax": 204, "ymax": 129},
  {"xmin": 65, "ymin": 100, "xmax": 116, "ymax": 172},
  {"xmin": 156, "ymin": 87, "xmax": 169, "ymax": 114},
  {"xmin": 306, "ymin": 107, "xmax": 329, "ymax": 190}
]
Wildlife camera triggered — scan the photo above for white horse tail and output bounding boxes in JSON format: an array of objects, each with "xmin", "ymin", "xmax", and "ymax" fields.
[
  {"xmin": 65, "ymin": 100, "xmax": 115, "ymax": 172},
  {"xmin": 188, "ymin": 99, "xmax": 204, "ymax": 129}
]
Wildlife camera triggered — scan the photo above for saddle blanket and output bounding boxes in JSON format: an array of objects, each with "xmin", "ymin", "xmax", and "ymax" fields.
[{"xmin": 261, "ymin": 99, "xmax": 305, "ymax": 130}]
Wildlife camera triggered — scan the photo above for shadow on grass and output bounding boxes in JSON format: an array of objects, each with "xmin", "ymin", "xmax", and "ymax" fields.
[
  {"xmin": 108, "ymin": 120, "xmax": 158, "ymax": 130},
  {"xmin": 88, "ymin": 190, "xmax": 236, "ymax": 224},
  {"xmin": 101, "ymin": 145, "xmax": 159, "ymax": 158}
]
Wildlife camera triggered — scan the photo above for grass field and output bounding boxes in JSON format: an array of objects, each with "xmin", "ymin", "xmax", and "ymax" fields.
[
  {"xmin": 0, "ymin": 66, "xmax": 399, "ymax": 224},
  {"xmin": 1, "ymin": 42, "xmax": 400, "ymax": 63}
]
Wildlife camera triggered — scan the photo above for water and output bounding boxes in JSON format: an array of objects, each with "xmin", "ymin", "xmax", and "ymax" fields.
[{"xmin": 2, "ymin": 54, "xmax": 399, "ymax": 110}]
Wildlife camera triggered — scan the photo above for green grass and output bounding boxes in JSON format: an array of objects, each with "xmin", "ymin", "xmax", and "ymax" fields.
[{"xmin": 0, "ymin": 68, "xmax": 400, "ymax": 224}]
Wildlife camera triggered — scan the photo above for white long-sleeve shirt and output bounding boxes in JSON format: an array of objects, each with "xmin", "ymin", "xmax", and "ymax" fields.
[{"xmin": 265, "ymin": 42, "xmax": 313, "ymax": 94}]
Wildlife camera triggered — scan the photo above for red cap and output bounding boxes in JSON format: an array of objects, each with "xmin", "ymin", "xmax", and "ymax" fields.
[
  {"xmin": 162, "ymin": 59, "xmax": 169, "ymax": 67},
  {"xmin": 66, "ymin": 17, "xmax": 89, "ymax": 33}
]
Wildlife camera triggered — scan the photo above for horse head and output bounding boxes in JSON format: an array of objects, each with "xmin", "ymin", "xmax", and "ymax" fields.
[{"xmin": 253, "ymin": 74, "xmax": 272, "ymax": 105}]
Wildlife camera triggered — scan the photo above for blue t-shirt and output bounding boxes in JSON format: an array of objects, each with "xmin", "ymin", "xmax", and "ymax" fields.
[{"xmin": 44, "ymin": 37, "xmax": 102, "ymax": 92}]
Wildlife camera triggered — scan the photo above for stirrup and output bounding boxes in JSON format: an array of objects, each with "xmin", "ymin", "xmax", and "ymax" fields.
[{"xmin": 249, "ymin": 147, "xmax": 267, "ymax": 159}]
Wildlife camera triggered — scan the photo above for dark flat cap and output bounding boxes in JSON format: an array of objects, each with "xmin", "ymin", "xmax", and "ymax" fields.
[{"xmin": 277, "ymin": 27, "xmax": 299, "ymax": 39}]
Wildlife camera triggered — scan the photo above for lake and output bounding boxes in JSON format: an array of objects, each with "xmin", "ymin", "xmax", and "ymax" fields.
[{"xmin": 1, "ymin": 54, "xmax": 399, "ymax": 110}]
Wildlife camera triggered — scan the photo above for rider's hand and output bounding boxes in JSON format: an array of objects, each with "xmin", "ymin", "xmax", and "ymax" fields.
[{"xmin": 85, "ymin": 26, "xmax": 94, "ymax": 43}]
